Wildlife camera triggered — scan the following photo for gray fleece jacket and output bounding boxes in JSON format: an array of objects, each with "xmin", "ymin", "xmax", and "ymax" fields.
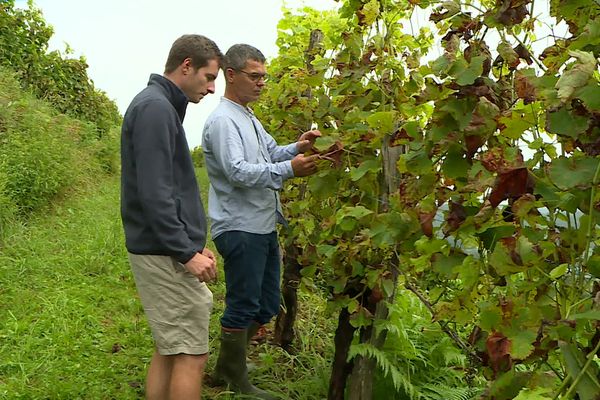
[{"xmin": 120, "ymin": 74, "xmax": 206, "ymax": 264}]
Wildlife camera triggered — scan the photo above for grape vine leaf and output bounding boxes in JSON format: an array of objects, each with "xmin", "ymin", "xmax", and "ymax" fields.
[
  {"xmin": 449, "ymin": 55, "xmax": 485, "ymax": 86},
  {"xmin": 555, "ymin": 50, "xmax": 597, "ymax": 102},
  {"xmin": 546, "ymin": 107, "xmax": 590, "ymax": 138},
  {"xmin": 547, "ymin": 156, "xmax": 600, "ymax": 190}
]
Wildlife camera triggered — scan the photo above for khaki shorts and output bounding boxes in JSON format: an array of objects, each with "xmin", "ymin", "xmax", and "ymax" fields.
[{"xmin": 128, "ymin": 253, "xmax": 213, "ymax": 355}]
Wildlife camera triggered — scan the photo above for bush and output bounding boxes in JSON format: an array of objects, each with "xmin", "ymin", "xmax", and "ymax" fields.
[
  {"xmin": 0, "ymin": 69, "xmax": 110, "ymax": 215},
  {"xmin": 190, "ymin": 145, "xmax": 205, "ymax": 169},
  {"xmin": 0, "ymin": 0, "xmax": 121, "ymax": 136}
]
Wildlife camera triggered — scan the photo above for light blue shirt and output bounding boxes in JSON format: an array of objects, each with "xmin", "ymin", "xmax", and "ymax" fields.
[{"xmin": 202, "ymin": 97, "xmax": 298, "ymax": 239}]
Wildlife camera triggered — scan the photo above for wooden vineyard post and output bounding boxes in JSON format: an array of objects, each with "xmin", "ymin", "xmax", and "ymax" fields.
[
  {"xmin": 347, "ymin": 135, "xmax": 404, "ymax": 400},
  {"xmin": 274, "ymin": 29, "xmax": 324, "ymax": 351}
]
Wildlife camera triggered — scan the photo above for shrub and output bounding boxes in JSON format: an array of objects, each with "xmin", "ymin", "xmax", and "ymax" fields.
[
  {"xmin": 0, "ymin": 69, "xmax": 108, "ymax": 214},
  {"xmin": 0, "ymin": 0, "xmax": 121, "ymax": 136},
  {"xmin": 190, "ymin": 145, "xmax": 204, "ymax": 169}
]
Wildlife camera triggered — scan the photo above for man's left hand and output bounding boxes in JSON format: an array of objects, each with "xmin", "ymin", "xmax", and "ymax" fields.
[{"xmin": 296, "ymin": 130, "xmax": 322, "ymax": 153}]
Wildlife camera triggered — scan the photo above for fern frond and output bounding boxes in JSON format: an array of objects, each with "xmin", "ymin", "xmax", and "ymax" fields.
[
  {"xmin": 423, "ymin": 384, "xmax": 483, "ymax": 400},
  {"xmin": 349, "ymin": 342, "xmax": 415, "ymax": 397}
]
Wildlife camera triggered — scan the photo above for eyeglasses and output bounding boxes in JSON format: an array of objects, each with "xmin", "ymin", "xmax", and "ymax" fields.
[{"xmin": 237, "ymin": 70, "xmax": 269, "ymax": 82}]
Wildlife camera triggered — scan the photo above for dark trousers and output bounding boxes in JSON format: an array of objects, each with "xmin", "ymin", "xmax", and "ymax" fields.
[{"xmin": 214, "ymin": 230, "xmax": 281, "ymax": 329}]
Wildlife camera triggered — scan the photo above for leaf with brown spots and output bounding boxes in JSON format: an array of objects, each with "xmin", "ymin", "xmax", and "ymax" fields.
[
  {"xmin": 444, "ymin": 201, "xmax": 467, "ymax": 234},
  {"xmin": 489, "ymin": 167, "xmax": 534, "ymax": 207},
  {"xmin": 515, "ymin": 71, "xmax": 537, "ymax": 104},
  {"xmin": 486, "ymin": 331, "xmax": 513, "ymax": 375},
  {"xmin": 418, "ymin": 209, "xmax": 436, "ymax": 237}
]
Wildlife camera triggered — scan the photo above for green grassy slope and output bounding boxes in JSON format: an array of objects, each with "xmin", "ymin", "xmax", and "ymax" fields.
[{"xmin": 0, "ymin": 169, "xmax": 333, "ymax": 400}]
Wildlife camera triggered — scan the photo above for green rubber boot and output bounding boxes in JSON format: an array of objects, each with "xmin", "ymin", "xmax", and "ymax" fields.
[
  {"xmin": 246, "ymin": 321, "xmax": 262, "ymax": 373},
  {"xmin": 214, "ymin": 328, "xmax": 275, "ymax": 400},
  {"xmin": 247, "ymin": 321, "xmax": 262, "ymax": 345}
]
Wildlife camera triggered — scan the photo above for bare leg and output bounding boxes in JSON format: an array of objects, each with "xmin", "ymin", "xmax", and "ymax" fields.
[
  {"xmin": 146, "ymin": 349, "xmax": 174, "ymax": 400},
  {"xmin": 169, "ymin": 353, "xmax": 208, "ymax": 400}
]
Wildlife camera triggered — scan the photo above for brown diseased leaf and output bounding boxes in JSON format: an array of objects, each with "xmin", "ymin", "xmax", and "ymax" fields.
[
  {"xmin": 494, "ymin": 0, "xmax": 530, "ymax": 26},
  {"xmin": 514, "ymin": 44, "xmax": 533, "ymax": 65},
  {"xmin": 317, "ymin": 141, "xmax": 345, "ymax": 168},
  {"xmin": 499, "ymin": 236, "xmax": 523, "ymax": 265},
  {"xmin": 489, "ymin": 168, "xmax": 534, "ymax": 207},
  {"xmin": 390, "ymin": 128, "xmax": 413, "ymax": 146},
  {"xmin": 515, "ymin": 72, "xmax": 537, "ymax": 104},
  {"xmin": 465, "ymin": 133, "xmax": 487, "ymax": 159},
  {"xmin": 418, "ymin": 210, "xmax": 436, "ymax": 237},
  {"xmin": 486, "ymin": 331, "xmax": 513, "ymax": 375},
  {"xmin": 445, "ymin": 201, "xmax": 467, "ymax": 233},
  {"xmin": 480, "ymin": 147, "xmax": 525, "ymax": 173}
]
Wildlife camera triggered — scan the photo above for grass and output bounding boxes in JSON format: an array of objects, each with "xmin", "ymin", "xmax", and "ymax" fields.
[{"xmin": 0, "ymin": 168, "xmax": 335, "ymax": 399}]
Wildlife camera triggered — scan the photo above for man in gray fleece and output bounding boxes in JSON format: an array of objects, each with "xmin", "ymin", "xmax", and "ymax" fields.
[{"xmin": 120, "ymin": 34, "xmax": 221, "ymax": 400}]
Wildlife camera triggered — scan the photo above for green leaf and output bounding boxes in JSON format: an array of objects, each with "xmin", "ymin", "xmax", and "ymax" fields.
[
  {"xmin": 587, "ymin": 254, "xmax": 600, "ymax": 278},
  {"xmin": 478, "ymin": 225, "xmax": 515, "ymax": 251},
  {"xmin": 347, "ymin": 298, "xmax": 359, "ymax": 314},
  {"xmin": 499, "ymin": 114, "xmax": 534, "ymax": 140},
  {"xmin": 440, "ymin": 97, "xmax": 476, "ymax": 130},
  {"xmin": 312, "ymin": 135, "xmax": 339, "ymax": 152},
  {"xmin": 442, "ymin": 146, "xmax": 470, "ymax": 179},
  {"xmin": 479, "ymin": 302, "xmax": 502, "ymax": 331},
  {"xmin": 449, "ymin": 56, "xmax": 485, "ymax": 86},
  {"xmin": 547, "ymin": 156, "xmax": 600, "ymax": 190},
  {"xmin": 381, "ymin": 278, "xmax": 395, "ymax": 298},
  {"xmin": 513, "ymin": 387, "xmax": 554, "ymax": 400},
  {"xmin": 497, "ymin": 41, "xmax": 519, "ymax": 66},
  {"xmin": 546, "ymin": 107, "xmax": 590, "ymax": 138},
  {"xmin": 366, "ymin": 111, "xmax": 396, "ymax": 134},
  {"xmin": 559, "ymin": 341, "xmax": 600, "ymax": 400},
  {"xmin": 509, "ymin": 330, "xmax": 536, "ymax": 359},
  {"xmin": 489, "ymin": 370, "xmax": 532, "ymax": 400},
  {"xmin": 350, "ymin": 159, "xmax": 380, "ymax": 181},
  {"xmin": 570, "ymin": 310, "xmax": 600, "ymax": 320},
  {"xmin": 317, "ymin": 244, "xmax": 337, "ymax": 258},
  {"xmin": 550, "ymin": 263, "xmax": 568, "ymax": 279},
  {"xmin": 576, "ymin": 83, "xmax": 600, "ymax": 111},
  {"xmin": 432, "ymin": 253, "xmax": 464, "ymax": 278},
  {"xmin": 398, "ymin": 148, "xmax": 432, "ymax": 175}
]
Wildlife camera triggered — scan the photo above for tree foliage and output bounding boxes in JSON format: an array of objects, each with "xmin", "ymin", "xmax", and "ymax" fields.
[
  {"xmin": 255, "ymin": 0, "xmax": 600, "ymax": 398},
  {"xmin": 0, "ymin": 0, "xmax": 120, "ymax": 135}
]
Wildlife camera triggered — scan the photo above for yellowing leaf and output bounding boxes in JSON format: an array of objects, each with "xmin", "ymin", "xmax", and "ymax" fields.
[
  {"xmin": 360, "ymin": 0, "xmax": 380, "ymax": 26},
  {"xmin": 550, "ymin": 263, "xmax": 568, "ymax": 279},
  {"xmin": 555, "ymin": 50, "xmax": 597, "ymax": 102}
]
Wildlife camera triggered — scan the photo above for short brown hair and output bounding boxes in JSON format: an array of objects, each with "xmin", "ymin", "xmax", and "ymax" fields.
[{"xmin": 164, "ymin": 34, "xmax": 222, "ymax": 73}]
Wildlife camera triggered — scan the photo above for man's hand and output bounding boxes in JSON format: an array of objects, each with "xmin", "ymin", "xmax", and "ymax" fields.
[
  {"xmin": 291, "ymin": 154, "xmax": 319, "ymax": 177},
  {"xmin": 202, "ymin": 247, "xmax": 216, "ymax": 262},
  {"xmin": 296, "ymin": 130, "xmax": 322, "ymax": 153},
  {"xmin": 184, "ymin": 250, "xmax": 217, "ymax": 283}
]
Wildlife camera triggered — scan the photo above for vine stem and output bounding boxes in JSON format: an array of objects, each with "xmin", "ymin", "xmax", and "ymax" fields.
[
  {"xmin": 509, "ymin": 32, "xmax": 547, "ymax": 72},
  {"xmin": 584, "ymin": 160, "xmax": 600, "ymax": 264},
  {"xmin": 560, "ymin": 339, "xmax": 600, "ymax": 399},
  {"xmin": 402, "ymin": 278, "xmax": 482, "ymax": 363}
]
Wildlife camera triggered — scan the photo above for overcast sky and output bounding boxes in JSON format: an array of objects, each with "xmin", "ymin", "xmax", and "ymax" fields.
[
  {"xmin": 17, "ymin": 1, "xmax": 564, "ymax": 148},
  {"xmin": 17, "ymin": 0, "xmax": 338, "ymax": 147}
]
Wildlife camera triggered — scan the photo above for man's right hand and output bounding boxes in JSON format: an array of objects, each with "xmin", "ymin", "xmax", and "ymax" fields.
[
  {"xmin": 291, "ymin": 154, "xmax": 319, "ymax": 177},
  {"xmin": 184, "ymin": 252, "xmax": 217, "ymax": 283}
]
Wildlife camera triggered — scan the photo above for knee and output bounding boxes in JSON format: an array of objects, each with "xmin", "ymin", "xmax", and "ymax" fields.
[{"xmin": 173, "ymin": 353, "xmax": 208, "ymax": 370}]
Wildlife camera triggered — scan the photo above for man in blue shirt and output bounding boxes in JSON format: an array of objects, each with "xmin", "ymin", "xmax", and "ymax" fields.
[{"xmin": 203, "ymin": 44, "xmax": 320, "ymax": 398}]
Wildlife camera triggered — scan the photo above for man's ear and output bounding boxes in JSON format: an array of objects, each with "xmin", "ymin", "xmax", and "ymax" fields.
[
  {"xmin": 225, "ymin": 68, "xmax": 236, "ymax": 83},
  {"xmin": 181, "ymin": 58, "xmax": 193, "ymax": 75}
]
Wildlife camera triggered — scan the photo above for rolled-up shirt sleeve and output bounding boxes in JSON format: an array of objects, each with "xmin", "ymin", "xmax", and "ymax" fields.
[{"xmin": 205, "ymin": 117, "xmax": 295, "ymax": 190}]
